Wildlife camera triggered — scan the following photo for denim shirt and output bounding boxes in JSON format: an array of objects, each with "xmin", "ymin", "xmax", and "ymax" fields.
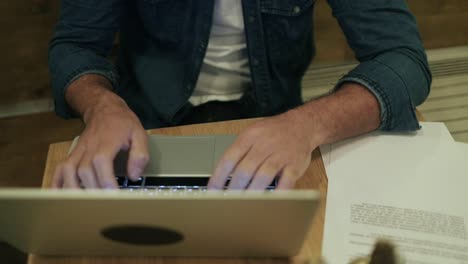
[{"xmin": 49, "ymin": 0, "xmax": 431, "ymax": 130}]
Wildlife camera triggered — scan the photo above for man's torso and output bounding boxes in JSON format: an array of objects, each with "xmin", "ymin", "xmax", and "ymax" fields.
[{"xmin": 116, "ymin": 0, "xmax": 316, "ymax": 128}]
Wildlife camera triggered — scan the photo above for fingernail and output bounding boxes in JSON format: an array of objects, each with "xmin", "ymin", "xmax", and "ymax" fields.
[
  {"xmin": 130, "ymin": 168, "xmax": 142, "ymax": 179},
  {"xmin": 210, "ymin": 184, "xmax": 223, "ymax": 190},
  {"xmin": 103, "ymin": 184, "xmax": 118, "ymax": 190},
  {"xmin": 101, "ymin": 181, "xmax": 118, "ymax": 189}
]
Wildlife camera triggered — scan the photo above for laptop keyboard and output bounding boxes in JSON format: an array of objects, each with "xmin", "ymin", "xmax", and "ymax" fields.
[{"xmin": 117, "ymin": 176, "xmax": 277, "ymax": 191}]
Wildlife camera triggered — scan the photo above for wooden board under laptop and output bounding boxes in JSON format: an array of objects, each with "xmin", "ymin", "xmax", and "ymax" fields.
[{"xmin": 28, "ymin": 118, "xmax": 329, "ymax": 264}]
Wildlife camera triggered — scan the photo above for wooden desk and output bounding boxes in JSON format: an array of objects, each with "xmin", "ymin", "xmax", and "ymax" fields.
[{"xmin": 28, "ymin": 118, "xmax": 328, "ymax": 264}]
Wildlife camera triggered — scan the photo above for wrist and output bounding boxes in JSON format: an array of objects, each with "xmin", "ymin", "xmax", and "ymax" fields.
[
  {"xmin": 65, "ymin": 74, "xmax": 127, "ymax": 123},
  {"xmin": 82, "ymin": 92, "xmax": 128, "ymax": 124},
  {"xmin": 283, "ymin": 107, "xmax": 329, "ymax": 152},
  {"xmin": 285, "ymin": 82, "xmax": 381, "ymax": 149}
]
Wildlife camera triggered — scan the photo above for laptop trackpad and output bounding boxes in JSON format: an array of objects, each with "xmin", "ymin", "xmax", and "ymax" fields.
[{"xmin": 114, "ymin": 136, "xmax": 216, "ymax": 177}]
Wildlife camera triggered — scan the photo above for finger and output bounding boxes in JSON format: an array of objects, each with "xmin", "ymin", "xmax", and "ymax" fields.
[
  {"xmin": 62, "ymin": 163, "xmax": 80, "ymax": 189},
  {"xmin": 77, "ymin": 152, "xmax": 99, "ymax": 189},
  {"xmin": 228, "ymin": 149, "xmax": 270, "ymax": 190},
  {"xmin": 92, "ymin": 141, "xmax": 121, "ymax": 189},
  {"xmin": 248, "ymin": 156, "xmax": 285, "ymax": 190},
  {"xmin": 277, "ymin": 167, "xmax": 299, "ymax": 190},
  {"xmin": 55, "ymin": 145, "xmax": 85, "ymax": 189},
  {"xmin": 127, "ymin": 130, "xmax": 149, "ymax": 181},
  {"xmin": 208, "ymin": 141, "xmax": 252, "ymax": 190}
]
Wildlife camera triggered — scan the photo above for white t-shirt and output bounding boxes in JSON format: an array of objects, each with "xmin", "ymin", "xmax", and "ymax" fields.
[{"xmin": 189, "ymin": 0, "xmax": 250, "ymax": 106}]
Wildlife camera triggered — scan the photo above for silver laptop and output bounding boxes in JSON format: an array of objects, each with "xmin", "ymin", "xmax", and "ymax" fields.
[{"xmin": 0, "ymin": 135, "xmax": 320, "ymax": 257}]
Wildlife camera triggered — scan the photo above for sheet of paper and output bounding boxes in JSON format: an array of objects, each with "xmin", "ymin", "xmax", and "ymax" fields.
[
  {"xmin": 322, "ymin": 137, "xmax": 468, "ymax": 264},
  {"xmin": 319, "ymin": 122, "xmax": 454, "ymax": 172}
]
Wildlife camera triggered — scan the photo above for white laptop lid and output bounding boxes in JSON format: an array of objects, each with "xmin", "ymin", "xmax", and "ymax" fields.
[{"xmin": 0, "ymin": 189, "xmax": 320, "ymax": 257}]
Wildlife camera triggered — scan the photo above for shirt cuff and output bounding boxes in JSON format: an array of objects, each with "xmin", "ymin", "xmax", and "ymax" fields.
[
  {"xmin": 53, "ymin": 66, "xmax": 119, "ymax": 119},
  {"xmin": 333, "ymin": 58, "xmax": 421, "ymax": 132}
]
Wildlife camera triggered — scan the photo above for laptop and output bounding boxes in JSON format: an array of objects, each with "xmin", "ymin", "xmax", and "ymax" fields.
[{"xmin": 0, "ymin": 135, "xmax": 320, "ymax": 257}]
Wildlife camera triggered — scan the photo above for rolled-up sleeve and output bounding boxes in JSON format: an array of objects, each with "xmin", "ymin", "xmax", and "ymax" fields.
[
  {"xmin": 328, "ymin": 0, "xmax": 432, "ymax": 131},
  {"xmin": 49, "ymin": 0, "xmax": 123, "ymax": 119}
]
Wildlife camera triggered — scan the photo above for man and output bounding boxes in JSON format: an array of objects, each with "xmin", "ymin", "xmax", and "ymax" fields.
[{"xmin": 49, "ymin": 0, "xmax": 431, "ymax": 190}]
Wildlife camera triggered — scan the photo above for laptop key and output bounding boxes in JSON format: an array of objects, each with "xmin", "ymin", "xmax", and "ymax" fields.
[
  {"xmin": 171, "ymin": 186, "xmax": 186, "ymax": 192},
  {"xmin": 144, "ymin": 177, "xmax": 209, "ymax": 187},
  {"xmin": 120, "ymin": 176, "xmax": 278, "ymax": 191},
  {"xmin": 116, "ymin": 176, "xmax": 127, "ymax": 187},
  {"xmin": 127, "ymin": 177, "xmax": 143, "ymax": 188}
]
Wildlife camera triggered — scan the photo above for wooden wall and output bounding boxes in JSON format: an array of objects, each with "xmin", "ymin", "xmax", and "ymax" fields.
[
  {"xmin": 0, "ymin": 0, "xmax": 59, "ymax": 105},
  {"xmin": 1, "ymin": 0, "xmax": 467, "ymax": 105}
]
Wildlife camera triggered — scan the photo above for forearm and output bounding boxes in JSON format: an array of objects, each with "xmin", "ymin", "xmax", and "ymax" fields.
[
  {"xmin": 288, "ymin": 82, "xmax": 380, "ymax": 149},
  {"xmin": 49, "ymin": 0, "xmax": 123, "ymax": 119},
  {"xmin": 326, "ymin": 0, "xmax": 430, "ymax": 131},
  {"xmin": 66, "ymin": 74, "xmax": 127, "ymax": 124}
]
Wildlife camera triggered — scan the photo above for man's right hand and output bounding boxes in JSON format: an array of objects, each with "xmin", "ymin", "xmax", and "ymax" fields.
[{"xmin": 52, "ymin": 74, "xmax": 149, "ymax": 189}]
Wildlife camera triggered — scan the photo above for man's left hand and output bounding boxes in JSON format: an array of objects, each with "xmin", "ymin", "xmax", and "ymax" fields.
[{"xmin": 208, "ymin": 110, "xmax": 321, "ymax": 190}]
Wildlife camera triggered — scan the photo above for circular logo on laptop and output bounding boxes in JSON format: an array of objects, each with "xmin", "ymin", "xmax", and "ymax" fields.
[{"xmin": 101, "ymin": 225, "xmax": 184, "ymax": 245}]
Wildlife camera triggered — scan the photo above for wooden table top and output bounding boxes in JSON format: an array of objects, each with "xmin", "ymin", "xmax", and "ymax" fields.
[{"xmin": 28, "ymin": 118, "xmax": 328, "ymax": 264}]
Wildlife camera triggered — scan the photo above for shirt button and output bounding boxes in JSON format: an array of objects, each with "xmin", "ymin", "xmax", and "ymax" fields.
[
  {"xmin": 252, "ymin": 59, "xmax": 260, "ymax": 66},
  {"xmin": 187, "ymin": 84, "xmax": 192, "ymax": 91},
  {"xmin": 260, "ymin": 102, "xmax": 268, "ymax": 108},
  {"xmin": 248, "ymin": 15, "xmax": 255, "ymax": 23},
  {"xmin": 293, "ymin": 6, "xmax": 301, "ymax": 14},
  {"xmin": 199, "ymin": 42, "xmax": 206, "ymax": 52}
]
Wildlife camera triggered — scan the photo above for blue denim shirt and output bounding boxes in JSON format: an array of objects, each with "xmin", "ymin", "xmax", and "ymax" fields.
[{"xmin": 49, "ymin": 0, "xmax": 431, "ymax": 130}]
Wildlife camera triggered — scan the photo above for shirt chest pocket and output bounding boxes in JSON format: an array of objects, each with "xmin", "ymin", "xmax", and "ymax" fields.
[
  {"xmin": 137, "ymin": 0, "xmax": 189, "ymax": 45},
  {"xmin": 259, "ymin": 0, "xmax": 316, "ymax": 62}
]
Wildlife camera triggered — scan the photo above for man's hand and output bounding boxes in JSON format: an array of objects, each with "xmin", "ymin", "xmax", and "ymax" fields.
[
  {"xmin": 208, "ymin": 110, "xmax": 322, "ymax": 190},
  {"xmin": 208, "ymin": 83, "xmax": 381, "ymax": 190},
  {"xmin": 52, "ymin": 74, "xmax": 149, "ymax": 189}
]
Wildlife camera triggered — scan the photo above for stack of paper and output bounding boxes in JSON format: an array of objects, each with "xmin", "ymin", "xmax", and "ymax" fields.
[{"xmin": 320, "ymin": 122, "xmax": 468, "ymax": 263}]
